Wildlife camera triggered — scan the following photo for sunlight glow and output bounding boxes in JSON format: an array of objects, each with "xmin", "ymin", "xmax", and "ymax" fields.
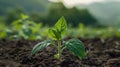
[
  {"xmin": 49, "ymin": 0, "xmax": 105, "ymax": 8},
  {"xmin": 63, "ymin": 0, "xmax": 104, "ymax": 8}
]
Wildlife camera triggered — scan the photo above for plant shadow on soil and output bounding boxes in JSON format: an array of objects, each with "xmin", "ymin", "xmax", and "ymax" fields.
[{"xmin": 0, "ymin": 37, "xmax": 120, "ymax": 67}]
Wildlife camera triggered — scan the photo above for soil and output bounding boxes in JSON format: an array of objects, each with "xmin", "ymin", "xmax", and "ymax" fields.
[{"xmin": 0, "ymin": 37, "xmax": 120, "ymax": 67}]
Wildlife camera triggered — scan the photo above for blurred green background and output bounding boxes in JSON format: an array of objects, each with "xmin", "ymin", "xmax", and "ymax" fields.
[{"xmin": 0, "ymin": 0, "xmax": 120, "ymax": 40}]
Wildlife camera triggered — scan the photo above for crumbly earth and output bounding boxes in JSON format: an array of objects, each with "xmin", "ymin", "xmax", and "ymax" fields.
[{"xmin": 0, "ymin": 37, "xmax": 120, "ymax": 67}]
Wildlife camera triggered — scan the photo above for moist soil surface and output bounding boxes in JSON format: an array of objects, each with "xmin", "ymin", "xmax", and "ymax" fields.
[{"xmin": 0, "ymin": 37, "xmax": 120, "ymax": 67}]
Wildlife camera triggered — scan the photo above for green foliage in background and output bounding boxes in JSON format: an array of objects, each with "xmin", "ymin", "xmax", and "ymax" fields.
[
  {"xmin": 5, "ymin": 8, "xmax": 24, "ymax": 25},
  {"xmin": 0, "ymin": 14, "xmax": 120, "ymax": 40},
  {"xmin": 0, "ymin": 14, "xmax": 42, "ymax": 40}
]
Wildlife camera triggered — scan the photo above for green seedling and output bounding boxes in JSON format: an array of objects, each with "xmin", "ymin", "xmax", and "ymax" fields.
[
  {"xmin": 4, "ymin": 14, "xmax": 42, "ymax": 40},
  {"xmin": 32, "ymin": 16, "xmax": 86, "ymax": 60}
]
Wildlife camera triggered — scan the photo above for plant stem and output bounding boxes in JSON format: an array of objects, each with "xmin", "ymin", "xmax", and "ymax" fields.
[{"xmin": 57, "ymin": 40, "xmax": 61, "ymax": 60}]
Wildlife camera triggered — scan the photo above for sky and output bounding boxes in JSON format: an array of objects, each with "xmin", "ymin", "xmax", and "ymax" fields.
[{"xmin": 49, "ymin": 0, "xmax": 120, "ymax": 8}]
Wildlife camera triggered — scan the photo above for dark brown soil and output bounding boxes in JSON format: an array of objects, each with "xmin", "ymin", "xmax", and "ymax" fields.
[{"xmin": 0, "ymin": 37, "xmax": 120, "ymax": 67}]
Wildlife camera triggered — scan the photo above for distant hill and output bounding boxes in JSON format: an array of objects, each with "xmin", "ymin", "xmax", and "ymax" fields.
[
  {"xmin": 0, "ymin": 0, "xmax": 49, "ymax": 15},
  {"xmin": 77, "ymin": 2, "xmax": 120, "ymax": 26},
  {"xmin": 1, "ymin": 0, "xmax": 120, "ymax": 26}
]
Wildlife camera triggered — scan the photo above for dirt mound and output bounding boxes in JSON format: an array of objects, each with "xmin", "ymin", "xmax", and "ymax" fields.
[{"xmin": 0, "ymin": 38, "xmax": 120, "ymax": 67}]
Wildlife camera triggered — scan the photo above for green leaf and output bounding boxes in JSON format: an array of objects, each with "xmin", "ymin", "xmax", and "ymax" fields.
[
  {"xmin": 48, "ymin": 16, "xmax": 67, "ymax": 40},
  {"xmin": 21, "ymin": 13, "xmax": 29, "ymax": 19},
  {"xmin": 32, "ymin": 23, "xmax": 42, "ymax": 33},
  {"xmin": 32, "ymin": 40, "xmax": 51, "ymax": 55},
  {"xmin": 65, "ymin": 39, "xmax": 86, "ymax": 59},
  {"xmin": 49, "ymin": 28, "xmax": 61, "ymax": 40},
  {"xmin": 54, "ymin": 16, "xmax": 67, "ymax": 34},
  {"xmin": 23, "ymin": 28, "xmax": 32, "ymax": 36}
]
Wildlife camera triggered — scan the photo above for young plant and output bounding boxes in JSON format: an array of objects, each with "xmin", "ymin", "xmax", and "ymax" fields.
[
  {"xmin": 32, "ymin": 16, "xmax": 86, "ymax": 60},
  {"xmin": 5, "ymin": 14, "xmax": 42, "ymax": 40}
]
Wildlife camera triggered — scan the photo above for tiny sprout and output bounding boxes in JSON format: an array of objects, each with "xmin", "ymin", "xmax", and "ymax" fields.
[{"xmin": 32, "ymin": 16, "xmax": 86, "ymax": 60}]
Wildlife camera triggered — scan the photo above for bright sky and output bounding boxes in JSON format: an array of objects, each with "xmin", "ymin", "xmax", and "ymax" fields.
[{"xmin": 49, "ymin": 0, "xmax": 105, "ymax": 8}]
